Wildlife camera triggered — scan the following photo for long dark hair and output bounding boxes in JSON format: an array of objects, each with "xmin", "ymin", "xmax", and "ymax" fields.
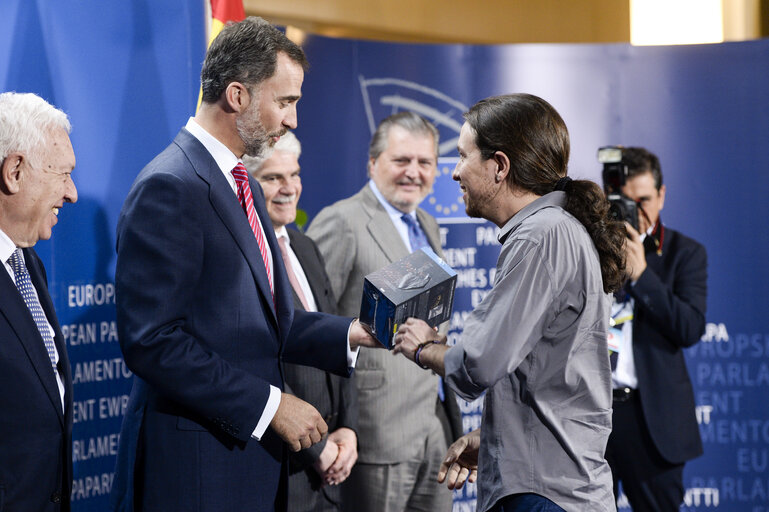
[{"xmin": 464, "ymin": 94, "xmax": 626, "ymax": 293}]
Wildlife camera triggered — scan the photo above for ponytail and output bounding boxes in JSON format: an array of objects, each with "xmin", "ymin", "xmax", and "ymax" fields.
[
  {"xmin": 559, "ymin": 179, "xmax": 627, "ymax": 293},
  {"xmin": 463, "ymin": 93, "xmax": 627, "ymax": 292}
]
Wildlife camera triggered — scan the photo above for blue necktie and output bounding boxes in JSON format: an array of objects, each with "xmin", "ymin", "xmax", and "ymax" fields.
[
  {"xmin": 401, "ymin": 214, "xmax": 445, "ymax": 401},
  {"xmin": 8, "ymin": 249, "xmax": 58, "ymax": 374},
  {"xmin": 401, "ymin": 213, "xmax": 429, "ymax": 252}
]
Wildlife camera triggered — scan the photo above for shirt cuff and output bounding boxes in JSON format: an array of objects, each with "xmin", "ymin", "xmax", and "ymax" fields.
[
  {"xmin": 251, "ymin": 385, "xmax": 281, "ymax": 440},
  {"xmin": 443, "ymin": 344, "xmax": 485, "ymax": 402},
  {"xmin": 346, "ymin": 321, "xmax": 360, "ymax": 368}
]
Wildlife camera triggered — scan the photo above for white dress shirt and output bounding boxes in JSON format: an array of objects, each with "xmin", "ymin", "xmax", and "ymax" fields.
[
  {"xmin": 0, "ymin": 228, "xmax": 65, "ymax": 412},
  {"xmin": 274, "ymin": 226, "xmax": 317, "ymax": 312}
]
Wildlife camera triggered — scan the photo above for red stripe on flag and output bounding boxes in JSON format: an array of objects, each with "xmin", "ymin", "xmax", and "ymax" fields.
[{"xmin": 211, "ymin": 0, "xmax": 245, "ymax": 24}]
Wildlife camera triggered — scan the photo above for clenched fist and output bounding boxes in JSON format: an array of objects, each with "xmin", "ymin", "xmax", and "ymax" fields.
[{"xmin": 270, "ymin": 393, "xmax": 328, "ymax": 452}]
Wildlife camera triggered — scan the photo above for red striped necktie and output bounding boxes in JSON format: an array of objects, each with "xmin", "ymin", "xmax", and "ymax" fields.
[{"xmin": 231, "ymin": 163, "xmax": 273, "ymax": 298}]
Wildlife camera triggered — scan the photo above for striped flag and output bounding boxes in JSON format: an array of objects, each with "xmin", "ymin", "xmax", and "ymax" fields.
[
  {"xmin": 208, "ymin": 0, "xmax": 245, "ymax": 47},
  {"xmin": 198, "ymin": 0, "xmax": 245, "ymax": 109}
]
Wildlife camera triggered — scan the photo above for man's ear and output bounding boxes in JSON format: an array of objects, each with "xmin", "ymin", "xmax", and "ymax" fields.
[
  {"xmin": 224, "ymin": 82, "xmax": 250, "ymax": 114},
  {"xmin": 493, "ymin": 150, "xmax": 510, "ymax": 183},
  {"xmin": 1, "ymin": 153, "xmax": 24, "ymax": 194}
]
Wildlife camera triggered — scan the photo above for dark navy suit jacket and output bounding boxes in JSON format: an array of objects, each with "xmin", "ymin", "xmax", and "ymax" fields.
[
  {"xmin": 0, "ymin": 247, "xmax": 73, "ymax": 511},
  {"xmin": 110, "ymin": 128, "xmax": 352, "ymax": 511},
  {"xmin": 628, "ymin": 226, "xmax": 707, "ymax": 464}
]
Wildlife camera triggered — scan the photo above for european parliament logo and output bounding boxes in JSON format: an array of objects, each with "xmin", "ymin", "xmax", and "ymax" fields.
[{"xmin": 358, "ymin": 75, "xmax": 481, "ymax": 223}]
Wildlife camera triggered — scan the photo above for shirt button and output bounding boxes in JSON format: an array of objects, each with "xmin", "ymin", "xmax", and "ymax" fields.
[{"xmin": 50, "ymin": 491, "xmax": 61, "ymax": 503}]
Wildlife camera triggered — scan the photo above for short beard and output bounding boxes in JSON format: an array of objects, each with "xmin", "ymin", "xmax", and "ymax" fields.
[
  {"xmin": 463, "ymin": 196, "xmax": 485, "ymax": 219},
  {"xmin": 235, "ymin": 87, "xmax": 270, "ymax": 157},
  {"xmin": 236, "ymin": 112, "xmax": 269, "ymax": 158}
]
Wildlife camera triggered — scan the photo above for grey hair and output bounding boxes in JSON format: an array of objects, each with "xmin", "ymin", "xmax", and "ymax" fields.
[
  {"xmin": 367, "ymin": 111, "xmax": 439, "ymax": 172},
  {"xmin": 243, "ymin": 131, "xmax": 301, "ymax": 174},
  {"xmin": 0, "ymin": 92, "xmax": 71, "ymax": 167}
]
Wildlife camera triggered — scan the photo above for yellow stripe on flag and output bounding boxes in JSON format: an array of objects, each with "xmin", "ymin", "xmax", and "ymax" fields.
[{"xmin": 197, "ymin": 1, "xmax": 245, "ymax": 112}]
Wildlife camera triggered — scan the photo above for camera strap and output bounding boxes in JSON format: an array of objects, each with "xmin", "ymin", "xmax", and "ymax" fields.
[{"xmin": 643, "ymin": 218, "xmax": 665, "ymax": 256}]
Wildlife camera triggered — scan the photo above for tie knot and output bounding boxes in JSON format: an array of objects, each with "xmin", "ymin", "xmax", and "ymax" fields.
[
  {"xmin": 231, "ymin": 163, "xmax": 249, "ymax": 182},
  {"xmin": 401, "ymin": 213, "xmax": 417, "ymax": 228},
  {"xmin": 7, "ymin": 248, "xmax": 23, "ymax": 272}
]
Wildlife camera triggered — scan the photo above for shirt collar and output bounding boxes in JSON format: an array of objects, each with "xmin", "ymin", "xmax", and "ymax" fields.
[
  {"xmin": 498, "ymin": 191, "xmax": 566, "ymax": 244},
  {"xmin": 368, "ymin": 180, "xmax": 417, "ymax": 221},
  {"xmin": 274, "ymin": 225, "xmax": 289, "ymax": 242},
  {"xmin": 185, "ymin": 117, "xmax": 239, "ymax": 175},
  {"xmin": 0, "ymin": 228, "xmax": 17, "ymax": 265}
]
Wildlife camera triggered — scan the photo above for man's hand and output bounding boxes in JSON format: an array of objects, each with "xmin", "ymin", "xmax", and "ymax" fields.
[
  {"xmin": 437, "ymin": 428, "xmax": 480, "ymax": 490},
  {"xmin": 313, "ymin": 438, "xmax": 340, "ymax": 476},
  {"xmin": 625, "ymin": 222, "xmax": 647, "ymax": 282},
  {"xmin": 322, "ymin": 427, "xmax": 358, "ymax": 485},
  {"xmin": 349, "ymin": 319, "xmax": 380, "ymax": 349},
  {"xmin": 393, "ymin": 318, "xmax": 444, "ymax": 363},
  {"xmin": 270, "ymin": 393, "xmax": 328, "ymax": 452}
]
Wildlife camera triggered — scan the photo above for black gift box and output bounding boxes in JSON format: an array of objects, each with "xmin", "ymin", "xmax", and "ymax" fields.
[{"xmin": 359, "ymin": 247, "xmax": 457, "ymax": 349}]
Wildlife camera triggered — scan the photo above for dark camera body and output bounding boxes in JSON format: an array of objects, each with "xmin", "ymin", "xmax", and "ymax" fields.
[
  {"xmin": 598, "ymin": 146, "xmax": 639, "ymax": 231},
  {"xmin": 606, "ymin": 192, "xmax": 639, "ymax": 231}
]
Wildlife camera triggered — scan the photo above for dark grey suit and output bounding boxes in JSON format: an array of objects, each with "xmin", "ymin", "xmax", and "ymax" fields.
[
  {"xmin": 283, "ymin": 228, "xmax": 358, "ymax": 512},
  {"xmin": 307, "ymin": 185, "xmax": 460, "ymax": 512}
]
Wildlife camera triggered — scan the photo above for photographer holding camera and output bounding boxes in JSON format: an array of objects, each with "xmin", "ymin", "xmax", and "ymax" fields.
[{"xmin": 603, "ymin": 147, "xmax": 708, "ymax": 511}]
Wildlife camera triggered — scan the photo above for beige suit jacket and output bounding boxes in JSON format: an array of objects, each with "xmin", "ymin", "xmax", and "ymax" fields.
[{"xmin": 307, "ymin": 184, "xmax": 444, "ymax": 463}]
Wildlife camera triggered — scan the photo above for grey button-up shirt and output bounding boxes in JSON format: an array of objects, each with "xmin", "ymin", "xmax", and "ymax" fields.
[{"xmin": 445, "ymin": 192, "xmax": 616, "ymax": 512}]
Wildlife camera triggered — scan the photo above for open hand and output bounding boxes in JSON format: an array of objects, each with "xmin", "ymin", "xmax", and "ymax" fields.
[{"xmin": 437, "ymin": 428, "xmax": 480, "ymax": 490}]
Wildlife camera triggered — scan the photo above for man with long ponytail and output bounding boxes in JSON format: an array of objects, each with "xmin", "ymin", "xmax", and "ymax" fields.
[{"xmin": 393, "ymin": 93, "xmax": 626, "ymax": 512}]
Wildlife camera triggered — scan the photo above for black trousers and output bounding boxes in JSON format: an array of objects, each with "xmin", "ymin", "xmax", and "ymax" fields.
[{"xmin": 605, "ymin": 392, "xmax": 685, "ymax": 511}]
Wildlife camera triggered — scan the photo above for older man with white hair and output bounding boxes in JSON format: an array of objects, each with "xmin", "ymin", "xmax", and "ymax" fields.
[
  {"xmin": 0, "ymin": 91, "xmax": 78, "ymax": 512},
  {"xmin": 244, "ymin": 132, "xmax": 359, "ymax": 512}
]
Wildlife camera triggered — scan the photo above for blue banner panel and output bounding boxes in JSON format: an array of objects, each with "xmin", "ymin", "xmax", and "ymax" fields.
[
  {"xmin": 0, "ymin": 1, "xmax": 205, "ymax": 510},
  {"xmin": 2, "ymin": 3, "xmax": 768, "ymax": 509},
  {"xmin": 294, "ymin": 36, "xmax": 769, "ymax": 511}
]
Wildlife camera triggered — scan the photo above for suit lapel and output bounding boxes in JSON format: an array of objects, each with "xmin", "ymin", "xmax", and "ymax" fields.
[
  {"xmin": 0, "ymin": 252, "xmax": 65, "ymax": 424},
  {"xmin": 177, "ymin": 129, "xmax": 279, "ymax": 325},
  {"xmin": 360, "ymin": 186, "xmax": 408, "ymax": 264},
  {"xmin": 256, "ymin": 188, "xmax": 294, "ymax": 338},
  {"xmin": 287, "ymin": 230, "xmax": 324, "ymax": 311}
]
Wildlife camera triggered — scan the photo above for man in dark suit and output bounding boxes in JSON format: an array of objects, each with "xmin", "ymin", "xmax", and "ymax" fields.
[
  {"xmin": 245, "ymin": 131, "xmax": 358, "ymax": 512},
  {"xmin": 307, "ymin": 112, "xmax": 462, "ymax": 512},
  {"xmin": 0, "ymin": 91, "xmax": 78, "ymax": 511},
  {"xmin": 111, "ymin": 18, "xmax": 376, "ymax": 512},
  {"xmin": 605, "ymin": 147, "xmax": 707, "ymax": 510}
]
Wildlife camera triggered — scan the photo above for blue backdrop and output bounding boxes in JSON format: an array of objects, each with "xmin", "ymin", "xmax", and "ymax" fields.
[
  {"xmin": 1, "ymin": 1, "xmax": 767, "ymax": 510},
  {"xmin": 1, "ymin": 0, "xmax": 206, "ymax": 509},
  {"xmin": 294, "ymin": 36, "xmax": 769, "ymax": 511}
]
